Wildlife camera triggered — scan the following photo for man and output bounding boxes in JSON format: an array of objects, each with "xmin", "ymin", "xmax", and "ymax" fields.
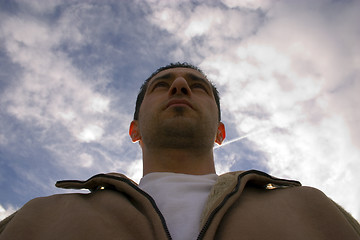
[{"xmin": 0, "ymin": 62, "xmax": 359, "ymax": 239}]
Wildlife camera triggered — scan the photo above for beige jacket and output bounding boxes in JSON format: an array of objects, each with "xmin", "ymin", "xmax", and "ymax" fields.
[{"xmin": 1, "ymin": 170, "xmax": 359, "ymax": 239}]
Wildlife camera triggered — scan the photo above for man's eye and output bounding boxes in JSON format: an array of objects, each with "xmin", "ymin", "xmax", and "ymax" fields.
[
  {"xmin": 191, "ymin": 83, "xmax": 208, "ymax": 92},
  {"xmin": 153, "ymin": 82, "xmax": 169, "ymax": 89}
]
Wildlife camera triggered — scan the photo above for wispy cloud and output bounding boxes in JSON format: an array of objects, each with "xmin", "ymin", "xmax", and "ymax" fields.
[
  {"xmin": 0, "ymin": 204, "xmax": 16, "ymax": 221},
  {"xmin": 146, "ymin": 0, "xmax": 360, "ymax": 219}
]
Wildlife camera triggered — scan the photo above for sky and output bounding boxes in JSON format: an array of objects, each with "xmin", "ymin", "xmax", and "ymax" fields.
[{"xmin": 0, "ymin": 0, "xmax": 359, "ymax": 222}]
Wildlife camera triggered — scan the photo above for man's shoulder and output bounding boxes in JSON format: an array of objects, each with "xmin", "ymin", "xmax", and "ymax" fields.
[
  {"xmin": 219, "ymin": 170, "xmax": 301, "ymax": 189},
  {"xmin": 1, "ymin": 173, "xmax": 137, "ymax": 234},
  {"xmin": 55, "ymin": 172, "xmax": 135, "ymax": 191}
]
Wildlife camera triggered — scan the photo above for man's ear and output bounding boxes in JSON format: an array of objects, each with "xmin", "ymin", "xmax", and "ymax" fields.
[
  {"xmin": 215, "ymin": 122, "xmax": 226, "ymax": 145},
  {"xmin": 129, "ymin": 121, "xmax": 141, "ymax": 142}
]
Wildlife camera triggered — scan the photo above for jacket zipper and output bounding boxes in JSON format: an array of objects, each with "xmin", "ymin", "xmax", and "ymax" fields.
[
  {"xmin": 196, "ymin": 170, "xmax": 300, "ymax": 239},
  {"xmin": 132, "ymin": 183, "xmax": 173, "ymax": 240},
  {"xmin": 196, "ymin": 175, "xmax": 241, "ymax": 240}
]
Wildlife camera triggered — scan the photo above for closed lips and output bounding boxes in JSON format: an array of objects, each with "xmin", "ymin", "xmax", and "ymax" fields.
[{"xmin": 166, "ymin": 99, "xmax": 193, "ymax": 109}]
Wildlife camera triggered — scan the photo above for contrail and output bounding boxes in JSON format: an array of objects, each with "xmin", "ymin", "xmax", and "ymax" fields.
[
  {"xmin": 214, "ymin": 127, "xmax": 272, "ymax": 150},
  {"xmin": 214, "ymin": 135, "xmax": 249, "ymax": 149}
]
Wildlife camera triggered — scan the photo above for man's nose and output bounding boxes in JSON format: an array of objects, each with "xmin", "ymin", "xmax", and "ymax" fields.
[{"xmin": 169, "ymin": 77, "xmax": 191, "ymax": 96}]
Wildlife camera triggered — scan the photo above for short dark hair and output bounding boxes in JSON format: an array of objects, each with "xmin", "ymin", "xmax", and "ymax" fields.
[{"xmin": 133, "ymin": 62, "xmax": 221, "ymax": 121}]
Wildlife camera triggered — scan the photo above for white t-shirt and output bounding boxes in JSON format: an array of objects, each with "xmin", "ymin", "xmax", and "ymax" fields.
[{"xmin": 139, "ymin": 172, "xmax": 218, "ymax": 240}]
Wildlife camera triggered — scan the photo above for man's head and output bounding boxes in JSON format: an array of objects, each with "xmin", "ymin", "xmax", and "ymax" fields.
[
  {"xmin": 129, "ymin": 63, "xmax": 226, "ymax": 174},
  {"xmin": 133, "ymin": 62, "xmax": 221, "ymax": 122},
  {"xmin": 130, "ymin": 62, "xmax": 225, "ymax": 151}
]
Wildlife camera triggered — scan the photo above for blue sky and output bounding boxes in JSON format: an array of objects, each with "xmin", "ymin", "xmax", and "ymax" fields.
[{"xmin": 1, "ymin": 0, "xmax": 359, "ymax": 221}]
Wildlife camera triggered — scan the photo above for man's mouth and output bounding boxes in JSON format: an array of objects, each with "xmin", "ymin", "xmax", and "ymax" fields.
[{"xmin": 166, "ymin": 99, "xmax": 193, "ymax": 109}]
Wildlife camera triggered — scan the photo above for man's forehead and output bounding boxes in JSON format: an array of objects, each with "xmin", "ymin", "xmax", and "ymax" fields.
[{"xmin": 149, "ymin": 67, "xmax": 208, "ymax": 83}]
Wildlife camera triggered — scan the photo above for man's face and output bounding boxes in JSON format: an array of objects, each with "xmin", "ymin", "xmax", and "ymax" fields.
[{"xmin": 130, "ymin": 67, "xmax": 225, "ymax": 149}]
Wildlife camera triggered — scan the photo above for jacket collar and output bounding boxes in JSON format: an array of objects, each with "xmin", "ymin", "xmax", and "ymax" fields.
[
  {"xmin": 199, "ymin": 170, "xmax": 301, "ymax": 233},
  {"xmin": 56, "ymin": 170, "xmax": 301, "ymax": 239},
  {"xmin": 55, "ymin": 172, "xmax": 138, "ymax": 192},
  {"xmin": 56, "ymin": 170, "xmax": 300, "ymax": 195}
]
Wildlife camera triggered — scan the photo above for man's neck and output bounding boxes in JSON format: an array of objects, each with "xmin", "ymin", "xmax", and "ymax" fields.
[{"xmin": 142, "ymin": 147, "xmax": 216, "ymax": 176}]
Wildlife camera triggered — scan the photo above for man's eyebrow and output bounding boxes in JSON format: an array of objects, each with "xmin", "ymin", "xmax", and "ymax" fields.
[
  {"xmin": 185, "ymin": 73, "xmax": 210, "ymax": 86},
  {"xmin": 148, "ymin": 73, "xmax": 174, "ymax": 88}
]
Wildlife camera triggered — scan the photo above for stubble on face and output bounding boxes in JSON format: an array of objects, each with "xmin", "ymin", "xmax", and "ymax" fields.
[
  {"xmin": 140, "ymin": 107, "xmax": 195, "ymax": 149},
  {"xmin": 140, "ymin": 109, "xmax": 217, "ymax": 151},
  {"xmin": 138, "ymin": 67, "xmax": 219, "ymax": 151}
]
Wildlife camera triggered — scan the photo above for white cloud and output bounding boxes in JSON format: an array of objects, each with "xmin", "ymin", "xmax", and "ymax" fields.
[
  {"xmin": 147, "ymin": 3, "xmax": 262, "ymax": 51},
  {"xmin": 146, "ymin": 0, "xmax": 360, "ymax": 220},
  {"xmin": 0, "ymin": 134, "xmax": 7, "ymax": 146},
  {"xmin": 215, "ymin": 152, "xmax": 236, "ymax": 175},
  {"xmin": 77, "ymin": 124, "xmax": 104, "ymax": 143},
  {"xmin": 0, "ymin": 2, "xmax": 137, "ymax": 196},
  {"xmin": 14, "ymin": 0, "xmax": 63, "ymax": 13},
  {"xmin": 0, "ymin": 204, "xmax": 17, "ymax": 221},
  {"xmin": 78, "ymin": 153, "xmax": 94, "ymax": 168},
  {"xmin": 1, "ymin": 7, "xmax": 113, "ymax": 145},
  {"xmin": 125, "ymin": 158, "xmax": 143, "ymax": 183},
  {"xmin": 260, "ymin": 115, "xmax": 360, "ymax": 219},
  {"xmin": 221, "ymin": 0, "xmax": 273, "ymax": 10},
  {"xmin": 87, "ymin": 96, "xmax": 110, "ymax": 113}
]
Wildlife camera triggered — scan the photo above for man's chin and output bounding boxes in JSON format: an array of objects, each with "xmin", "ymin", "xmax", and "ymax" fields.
[
  {"xmin": 164, "ymin": 105, "xmax": 194, "ymax": 116},
  {"xmin": 162, "ymin": 115, "xmax": 194, "ymax": 125},
  {"xmin": 161, "ymin": 118, "xmax": 195, "ymax": 133}
]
